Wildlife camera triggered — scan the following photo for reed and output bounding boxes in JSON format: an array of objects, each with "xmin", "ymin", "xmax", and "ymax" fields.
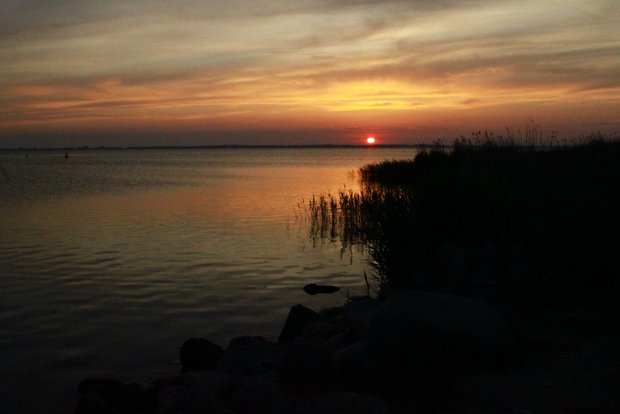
[{"xmin": 307, "ymin": 136, "xmax": 620, "ymax": 305}]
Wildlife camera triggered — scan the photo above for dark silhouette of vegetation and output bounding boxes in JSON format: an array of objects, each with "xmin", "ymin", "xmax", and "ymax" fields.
[{"xmin": 308, "ymin": 134, "xmax": 620, "ymax": 309}]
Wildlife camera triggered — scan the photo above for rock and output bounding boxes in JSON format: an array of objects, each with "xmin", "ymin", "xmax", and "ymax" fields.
[
  {"xmin": 74, "ymin": 393, "xmax": 120, "ymax": 414},
  {"xmin": 321, "ymin": 329, "xmax": 359, "ymax": 353},
  {"xmin": 157, "ymin": 385, "xmax": 192, "ymax": 414},
  {"xmin": 218, "ymin": 336, "xmax": 283, "ymax": 375},
  {"xmin": 341, "ymin": 297, "xmax": 380, "ymax": 338},
  {"xmin": 279, "ymin": 304, "xmax": 322, "ymax": 342},
  {"xmin": 330, "ymin": 341, "xmax": 372, "ymax": 391},
  {"xmin": 303, "ymin": 283, "xmax": 340, "ymax": 295},
  {"xmin": 121, "ymin": 382, "xmax": 154, "ymax": 414},
  {"xmin": 311, "ymin": 392, "xmax": 391, "ymax": 414},
  {"xmin": 301, "ymin": 321, "xmax": 342, "ymax": 345},
  {"xmin": 179, "ymin": 338, "xmax": 224, "ymax": 372},
  {"xmin": 185, "ymin": 370, "xmax": 234, "ymax": 408},
  {"xmin": 368, "ymin": 292, "xmax": 514, "ymax": 376},
  {"xmin": 318, "ymin": 306, "xmax": 342, "ymax": 320},
  {"xmin": 225, "ymin": 372, "xmax": 308, "ymax": 414},
  {"xmin": 77, "ymin": 378, "xmax": 152, "ymax": 414},
  {"xmin": 279, "ymin": 338, "xmax": 332, "ymax": 394}
]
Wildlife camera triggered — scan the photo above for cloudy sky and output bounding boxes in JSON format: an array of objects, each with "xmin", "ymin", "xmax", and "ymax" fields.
[{"xmin": 1, "ymin": 0, "xmax": 618, "ymax": 146}]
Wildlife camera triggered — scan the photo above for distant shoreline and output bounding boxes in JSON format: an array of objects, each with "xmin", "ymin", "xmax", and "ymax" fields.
[{"xmin": 0, "ymin": 144, "xmax": 431, "ymax": 152}]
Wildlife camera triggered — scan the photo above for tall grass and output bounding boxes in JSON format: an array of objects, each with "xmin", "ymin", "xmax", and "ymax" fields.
[
  {"xmin": 307, "ymin": 137, "xmax": 620, "ymax": 306},
  {"xmin": 307, "ymin": 187, "xmax": 417, "ymax": 288}
]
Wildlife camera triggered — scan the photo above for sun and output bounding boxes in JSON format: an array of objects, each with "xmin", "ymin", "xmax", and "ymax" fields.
[{"xmin": 366, "ymin": 137, "xmax": 376, "ymax": 145}]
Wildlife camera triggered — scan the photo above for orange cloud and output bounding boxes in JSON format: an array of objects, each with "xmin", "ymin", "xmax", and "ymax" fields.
[{"xmin": 1, "ymin": 0, "xmax": 619, "ymax": 146}]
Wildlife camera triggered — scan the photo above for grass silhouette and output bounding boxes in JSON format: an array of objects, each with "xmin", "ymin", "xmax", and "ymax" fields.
[{"xmin": 308, "ymin": 134, "xmax": 620, "ymax": 309}]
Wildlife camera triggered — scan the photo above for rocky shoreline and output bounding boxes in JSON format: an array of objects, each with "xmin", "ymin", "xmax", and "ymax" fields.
[{"xmin": 74, "ymin": 290, "xmax": 520, "ymax": 414}]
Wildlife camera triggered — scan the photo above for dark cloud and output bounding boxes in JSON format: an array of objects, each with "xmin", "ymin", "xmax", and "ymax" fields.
[{"xmin": 0, "ymin": 0, "xmax": 510, "ymax": 39}]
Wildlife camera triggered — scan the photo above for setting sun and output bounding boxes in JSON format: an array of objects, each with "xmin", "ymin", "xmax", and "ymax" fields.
[{"xmin": 366, "ymin": 137, "xmax": 376, "ymax": 144}]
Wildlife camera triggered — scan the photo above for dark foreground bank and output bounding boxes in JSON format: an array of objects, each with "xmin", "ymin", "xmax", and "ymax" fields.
[
  {"xmin": 74, "ymin": 289, "xmax": 519, "ymax": 414},
  {"xmin": 72, "ymin": 289, "xmax": 619, "ymax": 413}
]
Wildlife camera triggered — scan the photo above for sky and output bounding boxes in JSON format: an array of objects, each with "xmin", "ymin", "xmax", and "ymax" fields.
[{"xmin": 1, "ymin": 0, "xmax": 619, "ymax": 147}]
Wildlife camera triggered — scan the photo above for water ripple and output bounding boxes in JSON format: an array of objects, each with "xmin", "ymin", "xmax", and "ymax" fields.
[{"xmin": 0, "ymin": 147, "xmax": 420, "ymax": 414}]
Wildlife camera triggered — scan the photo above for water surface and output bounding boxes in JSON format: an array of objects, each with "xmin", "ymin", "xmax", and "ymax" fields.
[{"xmin": 0, "ymin": 147, "xmax": 418, "ymax": 412}]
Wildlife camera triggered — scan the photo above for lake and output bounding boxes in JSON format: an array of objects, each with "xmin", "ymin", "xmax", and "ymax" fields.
[{"xmin": 0, "ymin": 147, "xmax": 419, "ymax": 413}]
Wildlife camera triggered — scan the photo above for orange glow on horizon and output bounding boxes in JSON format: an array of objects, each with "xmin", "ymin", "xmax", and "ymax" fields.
[{"xmin": 1, "ymin": 1, "xmax": 620, "ymax": 147}]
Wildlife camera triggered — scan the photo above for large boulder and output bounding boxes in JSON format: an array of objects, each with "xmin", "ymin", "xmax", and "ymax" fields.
[
  {"xmin": 321, "ymin": 328, "xmax": 359, "ymax": 353},
  {"xmin": 179, "ymin": 338, "xmax": 224, "ymax": 372},
  {"xmin": 279, "ymin": 304, "xmax": 322, "ymax": 342},
  {"xmin": 330, "ymin": 341, "xmax": 373, "ymax": 391},
  {"xmin": 185, "ymin": 370, "xmax": 235, "ymax": 408},
  {"xmin": 157, "ymin": 385, "xmax": 192, "ymax": 414},
  {"xmin": 368, "ymin": 292, "xmax": 513, "ymax": 376},
  {"xmin": 279, "ymin": 338, "xmax": 332, "ymax": 394},
  {"xmin": 218, "ymin": 336, "xmax": 283, "ymax": 375},
  {"xmin": 301, "ymin": 321, "xmax": 342, "ymax": 345}
]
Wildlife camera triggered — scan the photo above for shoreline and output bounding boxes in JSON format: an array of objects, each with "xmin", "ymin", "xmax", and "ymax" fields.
[
  {"xmin": 73, "ymin": 289, "xmax": 620, "ymax": 414},
  {"xmin": 73, "ymin": 290, "xmax": 513, "ymax": 414}
]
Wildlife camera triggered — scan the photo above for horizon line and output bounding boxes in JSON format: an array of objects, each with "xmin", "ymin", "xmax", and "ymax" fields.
[{"xmin": 0, "ymin": 143, "xmax": 435, "ymax": 151}]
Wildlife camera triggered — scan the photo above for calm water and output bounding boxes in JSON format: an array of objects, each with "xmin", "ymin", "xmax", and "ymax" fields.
[{"xmin": 0, "ymin": 147, "xmax": 418, "ymax": 413}]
